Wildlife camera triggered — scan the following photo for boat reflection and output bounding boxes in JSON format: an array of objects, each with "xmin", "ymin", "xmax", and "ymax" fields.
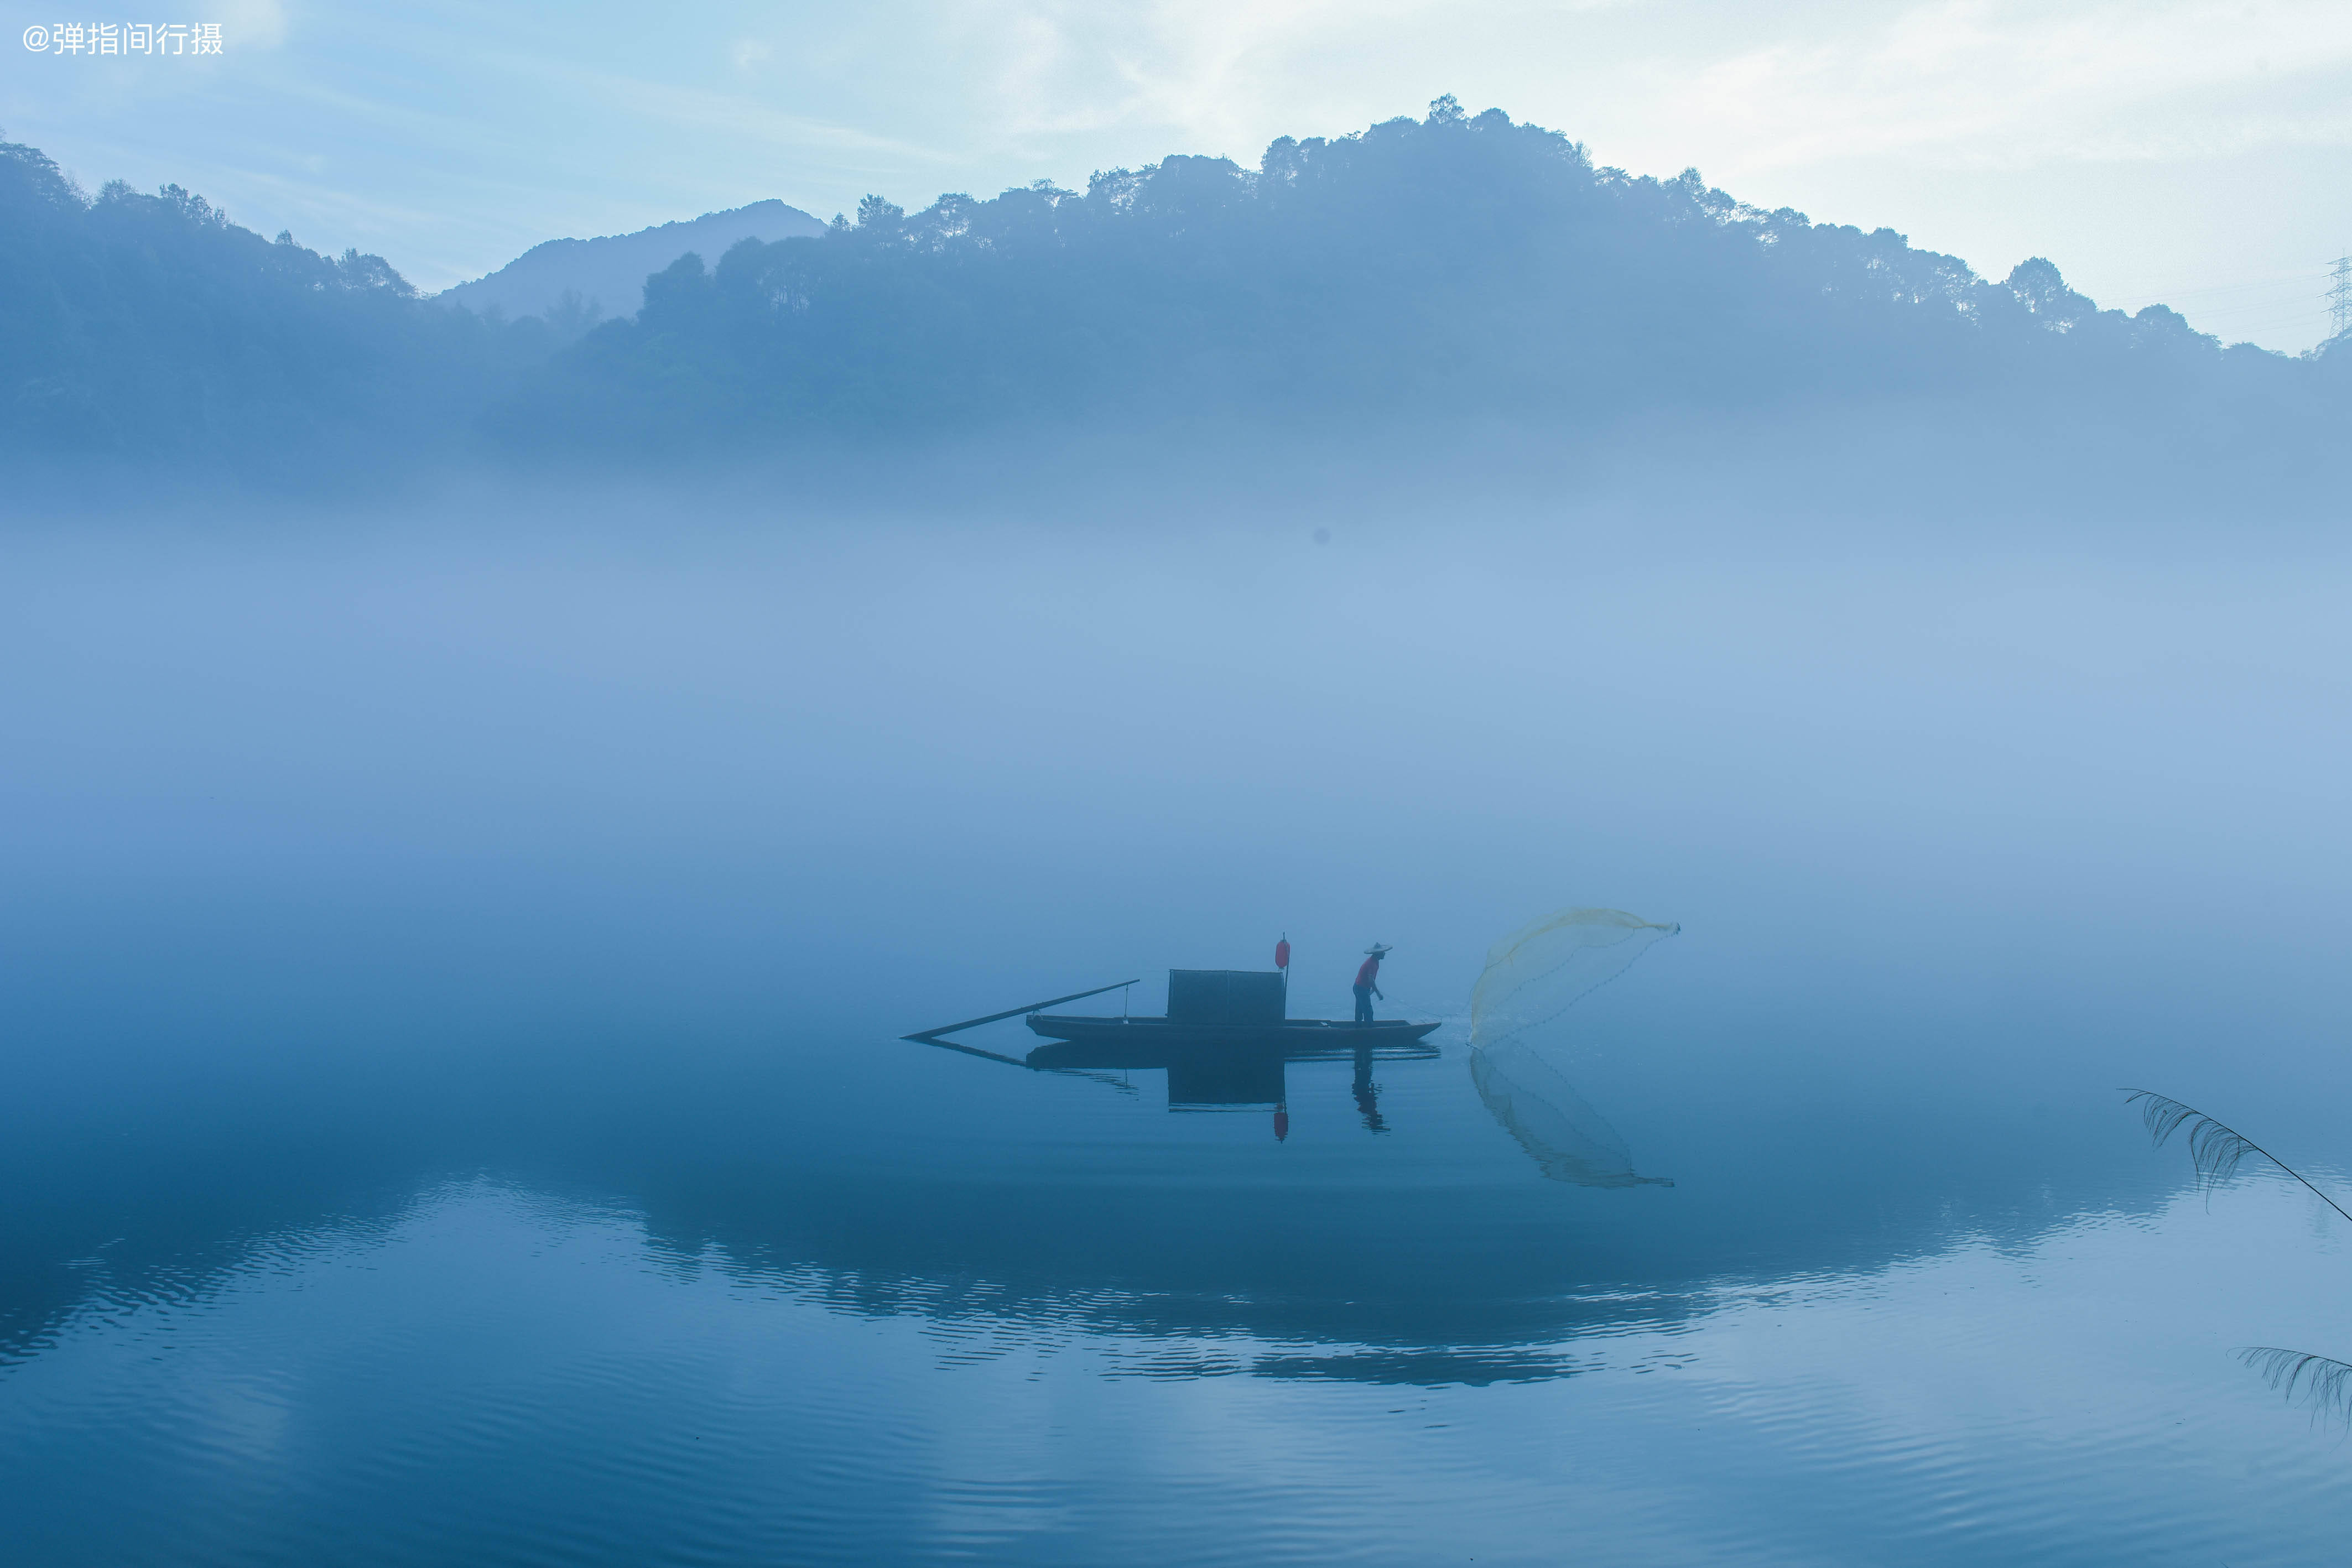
[{"xmin": 995, "ymin": 1032, "xmax": 1440, "ymax": 1137}]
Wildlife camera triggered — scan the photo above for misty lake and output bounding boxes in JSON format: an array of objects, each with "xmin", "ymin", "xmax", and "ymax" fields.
[{"xmin": 7, "ymin": 487, "xmax": 2352, "ymax": 1566}]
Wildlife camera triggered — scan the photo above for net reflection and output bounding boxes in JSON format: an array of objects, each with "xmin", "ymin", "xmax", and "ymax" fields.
[{"xmin": 1470, "ymin": 1040, "xmax": 1672, "ymax": 1187}]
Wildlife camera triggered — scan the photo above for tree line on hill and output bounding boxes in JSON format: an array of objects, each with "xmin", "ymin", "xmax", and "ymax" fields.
[{"xmin": 3, "ymin": 100, "xmax": 2346, "ymax": 484}]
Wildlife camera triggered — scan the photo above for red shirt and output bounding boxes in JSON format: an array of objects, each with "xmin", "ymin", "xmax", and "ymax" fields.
[{"xmin": 1354, "ymin": 956, "xmax": 1382, "ymax": 988}]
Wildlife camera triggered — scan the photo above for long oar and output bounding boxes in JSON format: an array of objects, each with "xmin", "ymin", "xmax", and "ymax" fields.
[{"xmin": 902, "ymin": 980, "xmax": 1142, "ymax": 1044}]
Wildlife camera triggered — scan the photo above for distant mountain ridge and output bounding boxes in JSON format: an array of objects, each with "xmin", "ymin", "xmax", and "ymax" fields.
[
  {"xmin": 439, "ymin": 199, "xmax": 827, "ymax": 322},
  {"xmin": 5, "ymin": 106, "xmax": 2348, "ymax": 486}
]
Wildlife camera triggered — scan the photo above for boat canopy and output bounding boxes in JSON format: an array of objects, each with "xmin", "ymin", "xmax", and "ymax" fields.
[{"xmin": 1166, "ymin": 968, "xmax": 1286, "ymax": 1024}]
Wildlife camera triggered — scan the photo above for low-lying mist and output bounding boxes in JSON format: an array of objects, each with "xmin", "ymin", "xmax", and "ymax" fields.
[
  {"xmin": 8, "ymin": 470, "xmax": 2348, "ymax": 1102},
  {"xmin": 8, "ymin": 463, "xmax": 2351, "ymax": 1374}
]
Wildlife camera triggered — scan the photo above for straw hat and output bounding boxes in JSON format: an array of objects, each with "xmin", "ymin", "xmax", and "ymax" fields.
[{"xmin": 1364, "ymin": 943, "xmax": 1393, "ymax": 955}]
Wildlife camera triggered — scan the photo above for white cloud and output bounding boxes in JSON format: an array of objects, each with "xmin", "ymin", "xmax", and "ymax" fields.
[
  {"xmin": 935, "ymin": 0, "xmax": 2352, "ymax": 177},
  {"xmin": 221, "ymin": 0, "xmax": 290, "ymax": 50},
  {"xmin": 1637, "ymin": 0, "xmax": 2352, "ymax": 178}
]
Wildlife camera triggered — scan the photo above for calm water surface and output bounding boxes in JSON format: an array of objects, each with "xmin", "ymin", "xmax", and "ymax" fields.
[{"xmin": 6, "ymin": 503, "xmax": 2352, "ymax": 1564}]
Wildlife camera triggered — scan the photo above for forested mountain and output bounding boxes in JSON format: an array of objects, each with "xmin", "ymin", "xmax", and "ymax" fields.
[
  {"xmin": 439, "ymin": 199, "xmax": 826, "ymax": 327},
  {"xmin": 0, "ymin": 133, "xmax": 534, "ymax": 472},
  {"xmin": 542, "ymin": 102, "xmax": 2308, "ymax": 435},
  {"xmin": 4, "ymin": 101, "xmax": 2345, "ymax": 483}
]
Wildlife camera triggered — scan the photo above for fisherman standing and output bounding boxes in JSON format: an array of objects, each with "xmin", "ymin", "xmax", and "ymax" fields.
[{"xmin": 1353, "ymin": 943, "xmax": 1391, "ymax": 1025}]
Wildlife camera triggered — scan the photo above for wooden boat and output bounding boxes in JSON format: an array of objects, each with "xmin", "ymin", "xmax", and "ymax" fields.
[
  {"xmin": 903, "ymin": 968, "xmax": 1440, "ymax": 1125},
  {"xmin": 1028, "ymin": 966, "xmax": 1438, "ymax": 1059},
  {"xmin": 904, "ymin": 966, "xmax": 1440, "ymax": 1072}
]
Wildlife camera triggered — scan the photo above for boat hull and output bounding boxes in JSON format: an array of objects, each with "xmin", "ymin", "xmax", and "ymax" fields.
[{"xmin": 1024, "ymin": 1013, "xmax": 1439, "ymax": 1057}]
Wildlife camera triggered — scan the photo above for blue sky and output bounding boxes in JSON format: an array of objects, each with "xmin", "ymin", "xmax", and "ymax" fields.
[{"xmin": 6, "ymin": 0, "xmax": 2348, "ymax": 350}]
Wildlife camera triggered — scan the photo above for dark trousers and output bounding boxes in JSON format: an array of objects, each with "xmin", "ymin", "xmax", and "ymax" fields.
[{"xmin": 1354, "ymin": 984, "xmax": 1375, "ymax": 1024}]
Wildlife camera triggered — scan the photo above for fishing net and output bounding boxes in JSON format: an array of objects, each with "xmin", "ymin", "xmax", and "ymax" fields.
[{"xmin": 1469, "ymin": 908, "xmax": 1678, "ymax": 1188}]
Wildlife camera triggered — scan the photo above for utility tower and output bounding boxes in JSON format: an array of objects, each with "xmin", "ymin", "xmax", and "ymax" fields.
[{"xmin": 2332, "ymin": 255, "xmax": 2352, "ymax": 340}]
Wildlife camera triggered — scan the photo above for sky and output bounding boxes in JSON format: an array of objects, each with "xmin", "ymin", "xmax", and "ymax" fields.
[{"xmin": 4, "ymin": 0, "xmax": 2349, "ymax": 351}]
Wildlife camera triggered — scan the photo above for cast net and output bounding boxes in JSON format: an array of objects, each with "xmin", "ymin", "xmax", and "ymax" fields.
[{"xmin": 1468, "ymin": 907, "xmax": 1678, "ymax": 1188}]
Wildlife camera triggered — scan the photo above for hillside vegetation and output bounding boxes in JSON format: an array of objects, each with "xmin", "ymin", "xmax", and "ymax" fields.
[{"xmin": 4, "ymin": 101, "xmax": 2344, "ymax": 482}]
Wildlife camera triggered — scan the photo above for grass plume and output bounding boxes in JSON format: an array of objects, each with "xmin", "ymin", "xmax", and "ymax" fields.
[
  {"xmin": 2239, "ymin": 1347, "xmax": 2352, "ymax": 1423},
  {"xmin": 2120, "ymin": 1090, "xmax": 2352, "ymax": 1225},
  {"xmin": 2125, "ymin": 1090, "xmax": 2352, "ymax": 1429}
]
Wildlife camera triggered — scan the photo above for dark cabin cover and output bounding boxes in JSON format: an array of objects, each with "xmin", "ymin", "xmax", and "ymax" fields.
[{"xmin": 1165, "ymin": 969, "xmax": 1287, "ymax": 1024}]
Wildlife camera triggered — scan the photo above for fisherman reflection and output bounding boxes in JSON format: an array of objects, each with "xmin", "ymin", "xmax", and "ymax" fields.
[{"xmin": 1351, "ymin": 1043, "xmax": 1388, "ymax": 1133}]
